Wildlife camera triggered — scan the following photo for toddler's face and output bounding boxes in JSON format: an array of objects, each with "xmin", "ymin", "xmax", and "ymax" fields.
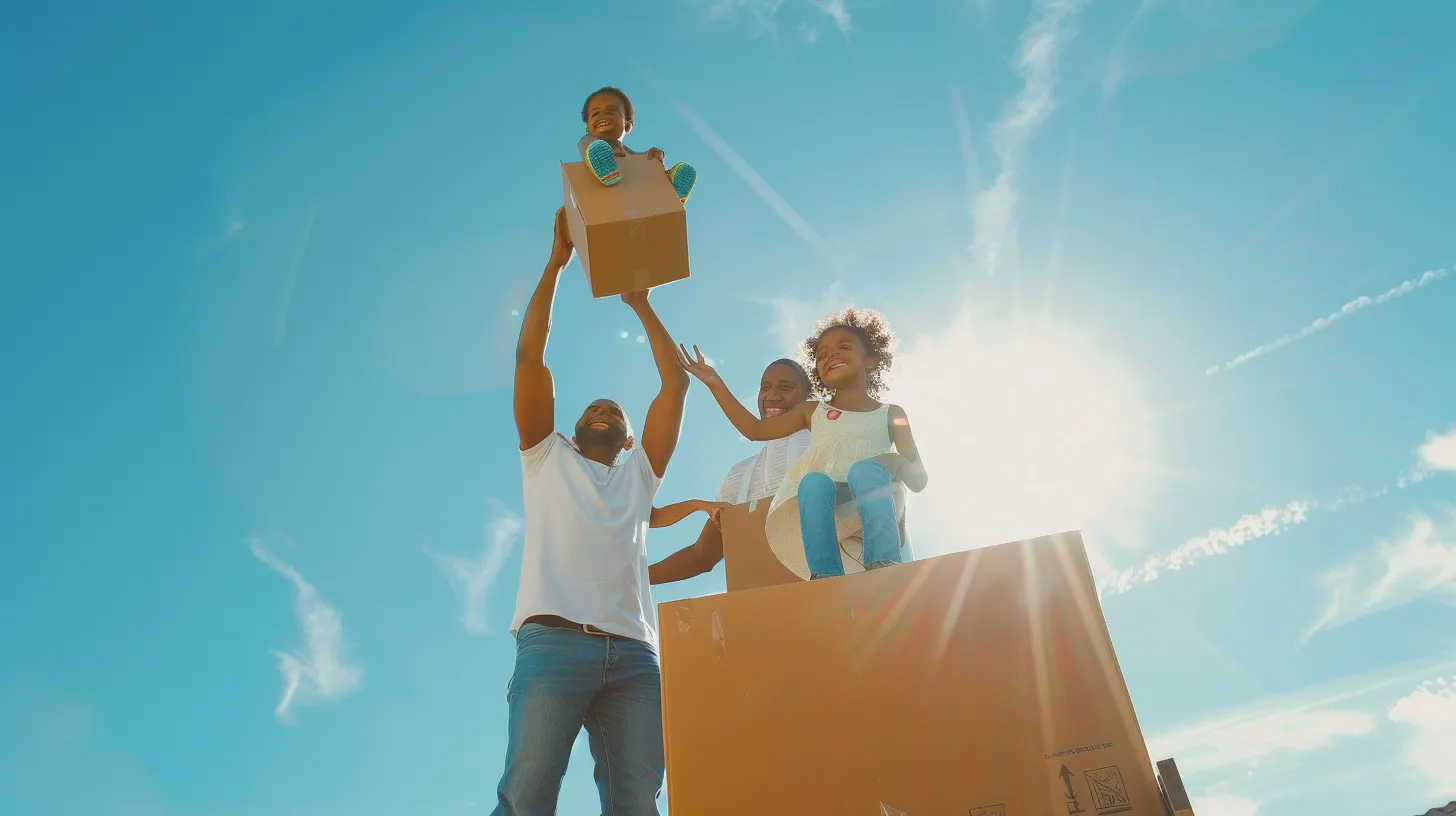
[{"xmin": 586, "ymin": 93, "xmax": 628, "ymax": 141}]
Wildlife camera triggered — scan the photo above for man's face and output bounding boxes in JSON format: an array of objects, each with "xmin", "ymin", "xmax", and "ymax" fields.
[
  {"xmin": 586, "ymin": 93, "xmax": 628, "ymax": 142},
  {"xmin": 574, "ymin": 399, "xmax": 631, "ymax": 450},
  {"xmin": 757, "ymin": 363, "xmax": 807, "ymax": 419}
]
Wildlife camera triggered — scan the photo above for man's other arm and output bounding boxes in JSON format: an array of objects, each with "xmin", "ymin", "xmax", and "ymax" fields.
[
  {"xmin": 648, "ymin": 518, "xmax": 725, "ymax": 585},
  {"xmin": 624, "ymin": 291, "xmax": 690, "ymax": 478}
]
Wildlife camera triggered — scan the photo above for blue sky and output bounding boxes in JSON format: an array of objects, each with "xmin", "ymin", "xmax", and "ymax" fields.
[{"xmin": 2, "ymin": 0, "xmax": 1454, "ymax": 814}]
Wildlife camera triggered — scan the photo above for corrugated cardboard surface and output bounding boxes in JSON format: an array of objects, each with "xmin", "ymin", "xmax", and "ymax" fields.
[
  {"xmin": 659, "ymin": 531, "xmax": 1162, "ymax": 816},
  {"xmin": 561, "ymin": 154, "xmax": 690, "ymax": 298},
  {"xmin": 720, "ymin": 501, "xmax": 804, "ymax": 593}
]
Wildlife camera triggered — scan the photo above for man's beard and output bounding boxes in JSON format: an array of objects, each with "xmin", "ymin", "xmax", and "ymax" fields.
[{"xmin": 575, "ymin": 422, "xmax": 627, "ymax": 451}]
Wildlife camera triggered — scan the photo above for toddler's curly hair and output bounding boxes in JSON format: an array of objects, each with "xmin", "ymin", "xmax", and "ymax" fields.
[{"xmin": 800, "ymin": 306, "xmax": 896, "ymax": 399}]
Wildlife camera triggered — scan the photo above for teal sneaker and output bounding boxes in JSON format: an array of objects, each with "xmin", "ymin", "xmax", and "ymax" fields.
[
  {"xmin": 667, "ymin": 161, "xmax": 697, "ymax": 204},
  {"xmin": 585, "ymin": 139, "xmax": 622, "ymax": 186}
]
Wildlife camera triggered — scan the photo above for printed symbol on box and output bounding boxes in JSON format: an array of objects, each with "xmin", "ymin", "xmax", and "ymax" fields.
[
  {"xmin": 1083, "ymin": 765, "xmax": 1132, "ymax": 815},
  {"xmin": 1058, "ymin": 765, "xmax": 1085, "ymax": 814},
  {"xmin": 968, "ymin": 804, "xmax": 1006, "ymax": 816}
]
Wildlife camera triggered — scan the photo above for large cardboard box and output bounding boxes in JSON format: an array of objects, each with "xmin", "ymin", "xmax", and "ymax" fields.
[
  {"xmin": 659, "ymin": 531, "xmax": 1163, "ymax": 816},
  {"xmin": 561, "ymin": 154, "xmax": 691, "ymax": 298},
  {"xmin": 719, "ymin": 501, "xmax": 803, "ymax": 593}
]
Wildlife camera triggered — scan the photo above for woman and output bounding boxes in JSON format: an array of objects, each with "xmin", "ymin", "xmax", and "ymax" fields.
[{"xmin": 649, "ymin": 357, "xmax": 910, "ymax": 584}]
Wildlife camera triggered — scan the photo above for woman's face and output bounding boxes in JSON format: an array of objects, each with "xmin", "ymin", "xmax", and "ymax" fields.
[{"xmin": 757, "ymin": 363, "xmax": 807, "ymax": 419}]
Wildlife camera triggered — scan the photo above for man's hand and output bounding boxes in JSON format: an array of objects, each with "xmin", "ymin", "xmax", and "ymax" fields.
[
  {"xmin": 549, "ymin": 207, "xmax": 575, "ymax": 269},
  {"xmin": 694, "ymin": 499, "xmax": 732, "ymax": 528},
  {"xmin": 676, "ymin": 343, "xmax": 724, "ymax": 389},
  {"xmin": 621, "ymin": 289, "xmax": 649, "ymax": 309},
  {"xmin": 645, "ymin": 147, "xmax": 666, "ymax": 163}
]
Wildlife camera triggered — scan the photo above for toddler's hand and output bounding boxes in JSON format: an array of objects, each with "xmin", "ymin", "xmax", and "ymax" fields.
[{"xmin": 645, "ymin": 147, "xmax": 666, "ymax": 162}]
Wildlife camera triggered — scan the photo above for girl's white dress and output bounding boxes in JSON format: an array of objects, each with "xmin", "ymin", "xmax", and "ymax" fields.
[{"xmin": 764, "ymin": 402, "xmax": 904, "ymax": 579}]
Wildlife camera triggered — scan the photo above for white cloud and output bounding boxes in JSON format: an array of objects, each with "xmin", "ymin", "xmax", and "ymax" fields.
[
  {"xmin": 1152, "ymin": 706, "xmax": 1376, "ymax": 774},
  {"xmin": 250, "ymin": 538, "xmax": 363, "ymax": 722},
  {"xmin": 764, "ymin": 280, "xmax": 851, "ymax": 360},
  {"xmin": 810, "ymin": 0, "xmax": 851, "ymax": 36},
  {"xmin": 1301, "ymin": 511, "xmax": 1456, "ymax": 643},
  {"xmin": 1205, "ymin": 266, "xmax": 1449, "ymax": 375},
  {"xmin": 1100, "ymin": 500, "xmax": 1315, "ymax": 596},
  {"xmin": 427, "ymin": 499, "xmax": 522, "ymax": 636},
  {"xmin": 969, "ymin": 0, "xmax": 1088, "ymax": 276},
  {"xmin": 1419, "ymin": 426, "xmax": 1456, "ymax": 472},
  {"xmin": 1388, "ymin": 674, "xmax": 1456, "ymax": 796},
  {"xmin": 700, "ymin": 0, "xmax": 850, "ymax": 40},
  {"xmin": 1189, "ymin": 794, "xmax": 1261, "ymax": 816}
]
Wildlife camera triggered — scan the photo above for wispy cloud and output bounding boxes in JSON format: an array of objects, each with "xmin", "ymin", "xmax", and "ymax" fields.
[
  {"xmin": 1102, "ymin": 1, "xmax": 1317, "ymax": 102},
  {"xmin": 1205, "ymin": 265, "xmax": 1449, "ymax": 376},
  {"xmin": 1189, "ymin": 794, "xmax": 1262, "ymax": 816},
  {"xmin": 810, "ymin": 0, "xmax": 851, "ymax": 36},
  {"xmin": 1100, "ymin": 500, "xmax": 1316, "ymax": 596},
  {"xmin": 250, "ymin": 538, "xmax": 363, "ymax": 722},
  {"xmin": 427, "ymin": 499, "xmax": 522, "ymax": 636},
  {"xmin": 1388, "ymin": 673, "xmax": 1456, "ymax": 796},
  {"xmin": 673, "ymin": 101, "xmax": 835, "ymax": 264},
  {"xmin": 1148, "ymin": 656, "xmax": 1456, "ymax": 809},
  {"xmin": 1419, "ymin": 426, "xmax": 1456, "ymax": 472},
  {"xmin": 1301, "ymin": 510, "xmax": 1456, "ymax": 644},
  {"xmin": 764, "ymin": 280, "xmax": 850, "ymax": 359},
  {"xmin": 699, "ymin": 0, "xmax": 851, "ymax": 40},
  {"xmin": 1102, "ymin": 425, "xmax": 1452, "ymax": 596},
  {"xmin": 272, "ymin": 203, "xmax": 318, "ymax": 350},
  {"xmin": 969, "ymin": 0, "xmax": 1088, "ymax": 276}
]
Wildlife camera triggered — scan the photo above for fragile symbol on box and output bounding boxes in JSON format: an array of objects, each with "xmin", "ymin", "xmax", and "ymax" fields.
[{"xmin": 1083, "ymin": 765, "xmax": 1132, "ymax": 815}]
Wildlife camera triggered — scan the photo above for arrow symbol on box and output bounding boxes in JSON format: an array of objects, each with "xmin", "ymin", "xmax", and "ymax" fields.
[{"xmin": 1059, "ymin": 765, "xmax": 1076, "ymax": 799}]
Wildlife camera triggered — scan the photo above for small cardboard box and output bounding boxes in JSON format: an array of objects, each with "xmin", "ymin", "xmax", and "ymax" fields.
[
  {"xmin": 561, "ymin": 154, "xmax": 691, "ymax": 298},
  {"xmin": 719, "ymin": 501, "xmax": 803, "ymax": 593},
  {"xmin": 658, "ymin": 531, "xmax": 1163, "ymax": 816}
]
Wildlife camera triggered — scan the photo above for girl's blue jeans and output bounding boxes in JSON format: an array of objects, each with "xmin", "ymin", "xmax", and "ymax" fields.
[{"xmin": 798, "ymin": 459, "xmax": 905, "ymax": 579}]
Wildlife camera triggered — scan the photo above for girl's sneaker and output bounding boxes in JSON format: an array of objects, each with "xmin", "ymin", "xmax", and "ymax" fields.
[
  {"xmin": 585, "ymin": 139, "xmax": 622, "ymax": 186},
  {"xmin": 667, "ymin": 161, "xmax": 697, "ymax": 204}
]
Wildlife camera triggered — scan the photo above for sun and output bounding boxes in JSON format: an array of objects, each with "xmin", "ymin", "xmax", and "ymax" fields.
[{"xmin": 890, "ymin": 307, "xmax": 1158, "ymax": 558}]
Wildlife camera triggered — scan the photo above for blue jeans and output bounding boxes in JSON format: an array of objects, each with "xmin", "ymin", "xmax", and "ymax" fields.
[
  {"xmin": 798, "ymin": 459, "xmax": 905, "ymax": 579},
  {"xmin": 491, "ymin": 622, "xmax": 664, "ymax": 816}
]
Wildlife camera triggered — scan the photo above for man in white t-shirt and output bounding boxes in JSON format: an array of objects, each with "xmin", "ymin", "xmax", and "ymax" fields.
[
  {"xmin": 649, "ymin": 359, "xmax": 909, "ymax": 585},
  {"xmin": 490, "ymin": 209, "xmax": 692, "ymax": 816}
]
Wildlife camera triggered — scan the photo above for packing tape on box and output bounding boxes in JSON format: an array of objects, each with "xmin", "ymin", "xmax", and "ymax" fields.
[{"xmin": 632, "ymin": 266, "xmax": 650, "ymax": 292}]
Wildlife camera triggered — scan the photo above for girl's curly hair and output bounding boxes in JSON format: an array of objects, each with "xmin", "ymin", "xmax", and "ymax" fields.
[{"xmin": 800, "ymin": 306, "xmax": 897, "ymax": 399}]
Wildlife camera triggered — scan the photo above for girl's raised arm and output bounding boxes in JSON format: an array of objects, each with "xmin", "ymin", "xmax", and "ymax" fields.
[{"xmin": 677, "ymin": 343, "xmax": 815, "ymax": 441}]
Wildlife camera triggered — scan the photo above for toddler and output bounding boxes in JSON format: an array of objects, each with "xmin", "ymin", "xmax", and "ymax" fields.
[{"xmin": 578, "ymin": 86, "xmax": 698, "ymax": 205}]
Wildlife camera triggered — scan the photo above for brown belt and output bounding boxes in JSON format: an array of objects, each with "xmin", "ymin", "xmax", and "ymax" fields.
[{"xmin": 523, "ymin": 614, "xmax": 617, "ymax": 637}]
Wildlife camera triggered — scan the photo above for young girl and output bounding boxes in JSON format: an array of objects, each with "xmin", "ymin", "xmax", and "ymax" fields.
[{"xmin": 677, "ymin": 307, "xmax": 928, "ymax": 580}]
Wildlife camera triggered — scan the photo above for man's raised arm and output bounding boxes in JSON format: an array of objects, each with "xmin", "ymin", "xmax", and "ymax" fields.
[
  {"xmin": 623, "ymin": 290, "xmax": 690, "ymax": 478},
  {"xmin": 513, "ymin": 209, "xmax": 574, "ymax": 451}
]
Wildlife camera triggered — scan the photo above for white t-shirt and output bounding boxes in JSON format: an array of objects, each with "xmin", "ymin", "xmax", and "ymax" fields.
[
  {"xmin": 510, "ymin": 433, "xmax": 661, "ymax": 645},
  {"xmin": 716, "ymin": 430, "xmax": 814, "ymax": 506}
]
